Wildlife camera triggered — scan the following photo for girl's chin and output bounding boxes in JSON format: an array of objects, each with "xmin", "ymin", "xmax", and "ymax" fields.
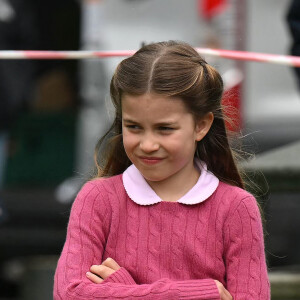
[
  {"xmin": 145, "ymin": 177, "xmax": 165, "ymax": 183},
  {"xmin": 140, "ymin": 172, "xmax": 167, "ymax": 183}
]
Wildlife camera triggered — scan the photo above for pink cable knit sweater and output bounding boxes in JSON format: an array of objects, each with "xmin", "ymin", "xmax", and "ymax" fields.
[{"xmin": 54, "ymin": 162, "xmax": 270, "ymax": 300}]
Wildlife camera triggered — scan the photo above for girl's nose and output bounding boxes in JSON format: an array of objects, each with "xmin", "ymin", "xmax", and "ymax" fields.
[{"xmin": 139, "ymin": 135, "xmax": 159, "ymax": 153}]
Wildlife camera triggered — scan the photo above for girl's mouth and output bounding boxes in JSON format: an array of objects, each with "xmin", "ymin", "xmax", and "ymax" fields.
[{"xmin": 139, "ymin": 157, "xmax": 164, "ymax": 165}]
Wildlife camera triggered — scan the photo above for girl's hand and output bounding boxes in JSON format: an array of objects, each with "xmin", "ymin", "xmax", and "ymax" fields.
[
  {"xmin": 214, "ymin": 280, "xmax": 233, "ymax": 300},
  {"xmin": 86, "ymin": 258, "xmax": 121, "ymax": 284}
]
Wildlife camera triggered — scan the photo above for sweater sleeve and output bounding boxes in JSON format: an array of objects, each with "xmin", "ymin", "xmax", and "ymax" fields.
[
  {"xmin": 223, "ymin": 195, "xmax": 271, "ymax": 299},
  {"xmin": 54, "ymin": 181, "xmax": 221, "ymax": 300}
]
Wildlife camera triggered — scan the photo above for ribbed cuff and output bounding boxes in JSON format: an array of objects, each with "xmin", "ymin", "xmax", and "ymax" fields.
[
  {"xmin": 175, "ymin": 279, "xmax": 220, "ymax": 300},
  {"xmin": 104, "ymin": 267, "xmax": 136, "ymax": 285}
]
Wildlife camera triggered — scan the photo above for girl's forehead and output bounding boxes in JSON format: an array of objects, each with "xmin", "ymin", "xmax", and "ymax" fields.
[
  {"xmin": 122, "ymin": 93, "xmax": 188, "ymax": 114},
  {"xmin": 121, "ymin": 94, "xmax": 196, "ymax": 125}
]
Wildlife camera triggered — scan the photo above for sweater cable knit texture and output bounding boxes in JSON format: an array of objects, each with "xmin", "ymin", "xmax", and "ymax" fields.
[{"xmin": 54, "ymin": 171, "xmax": 270, "ymax": 300}]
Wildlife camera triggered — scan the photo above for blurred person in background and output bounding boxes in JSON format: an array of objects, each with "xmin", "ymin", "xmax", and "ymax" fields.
[
  {"xmin": 199, "ymin": 0, "xmax": 245, "ymax": 133},
  {"xmin": 0, "ymin": 0, "xmax": 37, "ymax": 223},
  {"xmin": 287, "ymin": 0, "xmax": 300, "ymax": 91},
  {"xmin": 55, "ymin": 0, "xmax": 110, "ymax": 204},
  {"xmin": 0, "ymin": 1, "xmax": 80, "ymax": 297}
]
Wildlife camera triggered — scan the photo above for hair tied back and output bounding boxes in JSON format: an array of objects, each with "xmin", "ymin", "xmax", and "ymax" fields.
[{"xmin": 191, "ymin": 56, "xmax": 208, "ymax": 67}]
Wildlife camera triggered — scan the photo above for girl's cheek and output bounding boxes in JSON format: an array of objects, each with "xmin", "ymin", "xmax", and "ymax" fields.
[{"xmin": 123, "ymin": 134, "xmax": 139, "ymax": 150}]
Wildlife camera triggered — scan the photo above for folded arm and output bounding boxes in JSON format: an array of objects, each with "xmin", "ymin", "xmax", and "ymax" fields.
[{"xmin": 53, "ymin": 182, "xmax": 220, "ymax": 300}]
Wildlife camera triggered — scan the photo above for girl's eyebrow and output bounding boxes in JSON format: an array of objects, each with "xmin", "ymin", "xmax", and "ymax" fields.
[
  {"xmin": 155, "ymin": 122, "xmax": 177, "ymax": 126},
  {"xmin": 123, "ymin": 118, "xmax": 177, "ymax": 126},
  {"xmin": 123, "ymin": 118, "xmax": 138, "ymax": 123}
]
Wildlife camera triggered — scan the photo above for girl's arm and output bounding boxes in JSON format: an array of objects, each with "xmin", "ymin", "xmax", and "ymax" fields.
[
  {"xmin": 54, "ymin": 181, "xmax": 220, "ymax": 300},
  {"xmin": 88, "ymin": 258, "xmax": 235, "ymax": 300},
  {"xmin": 223, "ymin": 195, "xmax": 271, "ymax": 299}
]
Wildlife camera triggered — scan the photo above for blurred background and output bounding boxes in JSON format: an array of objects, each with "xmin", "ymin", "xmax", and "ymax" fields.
[{"xmin": 0, "ymin": 0, "xmax": 300, "ymax": 299}]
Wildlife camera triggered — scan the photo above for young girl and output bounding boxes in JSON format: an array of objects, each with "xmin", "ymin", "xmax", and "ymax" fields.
[{"xmin": 54, "ymin": 41, "xmax": 270, "ymax": 300}]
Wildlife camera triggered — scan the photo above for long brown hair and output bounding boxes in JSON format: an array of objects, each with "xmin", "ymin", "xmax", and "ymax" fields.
[{"xmin": 94, "ymin": 40, "xmax": 244, "ymax": 189}]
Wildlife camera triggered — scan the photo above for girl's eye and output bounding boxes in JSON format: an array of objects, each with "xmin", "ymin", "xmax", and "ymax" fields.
[
  {"xmin": 158, "ymin": 127, "xmax": 174, "ymax": 131},
  {"xmin": 126, "ymin": 125, "xmax": 141, "ymax": 130}
]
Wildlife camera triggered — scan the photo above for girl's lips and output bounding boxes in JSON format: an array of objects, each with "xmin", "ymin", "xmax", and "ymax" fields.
[{"xmin": 139, "ymin": 157, "xmax": 164, "ymax": 165}]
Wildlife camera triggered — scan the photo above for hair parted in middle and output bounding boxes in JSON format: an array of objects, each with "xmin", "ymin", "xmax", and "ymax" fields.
[{"xmin": 94, "ymin": 40, "xmax": 244, "ymax": 189}]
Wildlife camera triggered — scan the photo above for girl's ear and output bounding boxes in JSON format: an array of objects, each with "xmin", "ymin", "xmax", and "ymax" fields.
[{"xmin": 195, "ymin": 112, "xmax": 214, "ymax": 141}]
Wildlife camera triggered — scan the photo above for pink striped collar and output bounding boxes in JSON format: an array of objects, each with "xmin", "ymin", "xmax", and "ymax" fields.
[{"xmin": 122, "ymin": 159, "xmax": 219, "ymax": 206}]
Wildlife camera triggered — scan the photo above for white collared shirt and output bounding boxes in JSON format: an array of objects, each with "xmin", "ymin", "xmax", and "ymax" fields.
[{"xmin": 122, "ymin": 159, "xmax": 219, "ymax": 206}]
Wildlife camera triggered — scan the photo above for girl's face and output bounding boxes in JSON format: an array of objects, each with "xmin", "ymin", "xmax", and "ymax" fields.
[{"xmin": 122, "ymin": 93, "xmax": 213, "ymax": 185}]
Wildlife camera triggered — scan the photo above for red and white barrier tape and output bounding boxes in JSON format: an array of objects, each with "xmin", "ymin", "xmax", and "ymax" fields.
[
  {"xmin": 196, "ymin": 48, "xmax": 300, "ymax": 67},
  {"xmin": 0, "ymin": 48, "xmax": 300, "ymax": 67},
  {"xmin": 0, "ymin": 50, "xmax": 136, "ymax": 60}
]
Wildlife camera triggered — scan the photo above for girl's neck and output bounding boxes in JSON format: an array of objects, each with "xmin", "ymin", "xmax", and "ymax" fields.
[{"xmin": 146, "ymin": 163, "xmax": 200, "ymax": 202}]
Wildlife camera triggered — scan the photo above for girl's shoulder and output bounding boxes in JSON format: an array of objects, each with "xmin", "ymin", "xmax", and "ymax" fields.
[
  {"xmin": 213, "ymin": 181, "xmax": 258, "ymax": 213},
  {"xmin": 68, "ymin": 175, "xmax": 124, "ymax": 225},
  {"xmin": 84, "ymin": 174, "xmax": 124, "ymax": 195},
  {"xmin": 216, "ymin": 181, "xmax": 254, "ymax": 199},
  {"xmin": 72, "ymin": 174, "xmax": 124, "ymax": 204},
  {"xmin": 71, "ymin": 174, "xmax": 125, "ymax": 214}
]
